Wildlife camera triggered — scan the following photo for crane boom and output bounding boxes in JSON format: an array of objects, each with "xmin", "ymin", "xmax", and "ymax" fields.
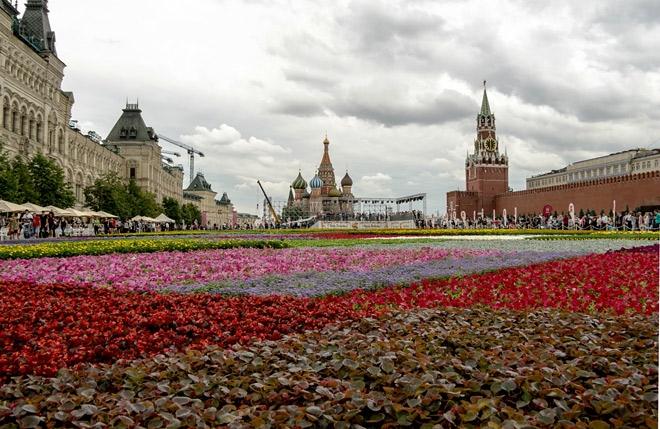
[
  {"xmin": 257, "ymin": 180, "xmax": 281, "ymax": 224},
  {"xmin": 157, "ymin": 134, "xmax": 205, "ymax": 184}
]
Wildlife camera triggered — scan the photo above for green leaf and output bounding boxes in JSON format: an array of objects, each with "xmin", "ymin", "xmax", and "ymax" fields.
[
  {"xmin": 20, "ymin": 416, "xmax": 42, "ymax": 428},
  {"xmin": 462, "ymin": 410, "xmax": 478, "ymax": 422},
  {"xmin": 381, "ymin": 359, "xmax": 395, "ymax": 373},
  {"xmin": 306, "ymin": 406, "xmax": 323, "ymax": 417},
  {"xmin": 589, "ymin": 421, "xmax": 611, "ymax": 429},
  {"xmin": 643, "ymin": 392, "xmax": 658, "ymax": 402},
  {"xmin": 21, "ymin": 404, "xmax": 37, "ymax": 413},
  {"xmin": 502, "ymin": 379, "xmax": 517, "ymax": 392},
  {"xmin": 365, "ymin": 413, "xmax": 385, "ymax": 423}
]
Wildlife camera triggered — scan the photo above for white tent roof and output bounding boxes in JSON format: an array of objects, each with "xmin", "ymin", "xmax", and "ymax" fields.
[
  {"xmin": 0, "ymin": 200, "xmax": 28, "ymax": 213},
  {"xmin": 154, "ymin": 213, "xmax": 176, "ymax": 223}
]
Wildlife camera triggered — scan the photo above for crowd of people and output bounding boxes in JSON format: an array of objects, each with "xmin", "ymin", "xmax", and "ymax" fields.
[
  {"xmin": 2, "ymin": 208, "xmax": 659, "ymax": 237},
  {"xmin": 0, "ymin": 209, "xmax": 76, "ymax": 240},
  {"xmin": 432, "ymin": 210, "xmax": 660, "ymax": 231}
]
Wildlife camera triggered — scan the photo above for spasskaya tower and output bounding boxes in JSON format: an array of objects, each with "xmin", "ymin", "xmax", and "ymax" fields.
[{"xmin": 447, "ymin": 81, "xmax": 509, "ymax": 218}]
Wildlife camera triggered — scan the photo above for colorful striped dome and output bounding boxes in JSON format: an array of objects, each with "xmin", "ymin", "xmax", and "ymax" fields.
[
  {"xmin": 309, "ymin": 174, "xmax": 323, "ymax": 189},
  {"xmin": 292, "ymin": 171, "xmax": 307, "ymax": 190}
]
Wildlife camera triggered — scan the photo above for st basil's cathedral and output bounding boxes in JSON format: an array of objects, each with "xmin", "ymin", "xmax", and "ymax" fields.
[{"xmin": 284, "ymin": 136, "xmax": 355, "ymax": 220}]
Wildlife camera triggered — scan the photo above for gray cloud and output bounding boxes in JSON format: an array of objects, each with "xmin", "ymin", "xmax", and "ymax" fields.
[{"xmin": 332, "ymin": 87, "xmax": 476, "ymax": 126}]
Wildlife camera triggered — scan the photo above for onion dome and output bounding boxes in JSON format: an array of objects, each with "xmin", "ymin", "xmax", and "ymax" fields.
[
  {"xmin": 328, "ymin": 187, "xmax": 342, "ymax": 197},
  {"xmin": 310, "ymin": 174, "xmax": 323, "ymax": 189},
  {"xmin": 341, "ymin": 171, "xmax": 353, "ymax": 187},
  {"xmin": 292, "ymin": 171, "xmax": 307, "ymax": 190},
  {"xmin": 302, "ymin": 189, "xmax": 310, "ymax": 199}
]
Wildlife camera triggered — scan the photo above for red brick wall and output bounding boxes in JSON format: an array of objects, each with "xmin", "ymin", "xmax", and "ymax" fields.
[{"xmin": 494, "ymin": 171, "xmax": 660, "ymax": 216}]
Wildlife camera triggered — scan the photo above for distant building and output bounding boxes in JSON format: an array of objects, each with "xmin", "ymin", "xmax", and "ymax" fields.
[
  {"xmin": 446, "ymin": 82, "xmax": 509, "ymax": 218},
  {"xmin": 104, "ymin": 102, "xmax": 184, "ymax": 205},
  {"xmin": 526, "ymin": 149, "xmax": 660, "ymax": 189},
  {"xmin": 183, "ymin": 173, "xmax": 235, "ymax": 228},
  {"xmin": 0, "ymin": 0, "xmax": 125, "ymax": 203}
]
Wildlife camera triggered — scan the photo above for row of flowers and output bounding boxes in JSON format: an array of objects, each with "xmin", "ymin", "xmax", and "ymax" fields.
[
  {"xmin": 0, "ymin": 237, "xmax": 289, "ymax": 260},
  {"xmin": 1, "ymin": 245, "xmax": 656, "ymax": 382},
  {"xmin": 2, "ymin": 237, "xmax": 650, "ymax": 293},
  {"xmin": 0, "ymin": 247, "xmax": 507, "ymax": 292},
  {"xmin": 173, "ymin": 250, "xmax": 588, "ymax": 297}
]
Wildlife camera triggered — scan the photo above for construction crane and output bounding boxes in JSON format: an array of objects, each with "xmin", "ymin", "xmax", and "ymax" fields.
[
  {"xmin": 257, "ymin": 180, "xmax": 281, "ymax": 224},
  {"xmin": 157, "ymin": 134, "xmax": 205, "ymax": 184},
  {"xmin": 161, "ymin": 150, "xmax": 181, "ymax": 157}
]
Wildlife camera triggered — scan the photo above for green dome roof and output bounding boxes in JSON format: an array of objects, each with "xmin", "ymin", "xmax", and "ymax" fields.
[
  {"xmin": 328, "ymin": 187, "xmax": 342, "ymax": 197},
  {"xmin": 292, "ymin": 171, "xmax": 307, "ymax": 190}
]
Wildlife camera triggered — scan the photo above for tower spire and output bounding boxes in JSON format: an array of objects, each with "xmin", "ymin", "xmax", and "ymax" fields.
[
  {"xmin": 19, "ymin": 0, "xmax": 56, "ymax": 54},
  {"xmin": 480, "ymin": 81, "xmax": 491, "ymax": 117}
]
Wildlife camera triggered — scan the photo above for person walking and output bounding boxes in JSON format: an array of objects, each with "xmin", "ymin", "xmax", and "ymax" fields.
[
  {"xmin": 60, "ymin": 216, "xmax": 68, "ymax": 237},
  {"xmin": 8, "ymin": 214, "xmax": 19, "ymax": 240},
  {"xmin": 48, "ymin": 210, "xmax": 57, "ymax": 237},
  {"xmin": 20, "ymin": 210, "xmax": 33, "ymax": 238}
]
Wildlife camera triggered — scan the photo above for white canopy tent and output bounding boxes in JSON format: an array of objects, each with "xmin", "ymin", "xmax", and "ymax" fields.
[
  {"xmin": 154, "ymin": 213, "xmax": 176, "ymax": 223},
  {"xmin": 0, "ymin": 200, "xmax": 28, "ymax": 213},
  {"xmin": 22, "ymin": 202, "xmax": 47, "ymax": 213}
]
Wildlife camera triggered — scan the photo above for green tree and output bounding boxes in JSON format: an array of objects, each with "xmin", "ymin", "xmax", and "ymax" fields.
[
  {"xmin": 28, "ymin": 153, "xmax": 75, "ymax": 208},
  {"xmin": 10, "ymin": 156, "xmax": 38, "ymax": 204},
  {"xmin": 126, "ymin": 179, "xmax": 161, "ymax": 217},
  {"xmin": 162, "ymin": 196, "xmax": 182, "ymax": 223},
  {"xmin": 0, "ymin": 142, "xmax": 20, "ymax": 202},
  {"xmin": 83, "ymin": 171, "xmax": 131, "ymax": 219},
  {"xmin": 180, "ymin": 202, "xmax": 202, "ymax": 227}
]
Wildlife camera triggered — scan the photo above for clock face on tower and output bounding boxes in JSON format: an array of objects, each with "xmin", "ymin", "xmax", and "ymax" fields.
[{"xmin": 484, "ymin": 137, "xmax": 497, "ymax": 152}]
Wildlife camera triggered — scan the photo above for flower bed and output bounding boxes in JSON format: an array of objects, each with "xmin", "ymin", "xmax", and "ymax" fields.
[
  {"xmin": 0, "ymin": 308, "xmax": 656, "ymax": 428},
  {"xmin": 0, "ymin": 247, "xmax": 504, "ymax": 292},
  {"xmin": 0, "ymin": 240, "xmax": 656, "ymax": 427},
  {"xmin": 1, "ymin": 245, "xmax": 656, "ymax": 382},
  {"xmin": 328, "ymin": 247, "xmax": 659, "ymax": 315},
  {"xmin": 179, "ymin": 250, "xmax": 585, "ymax": 297}
]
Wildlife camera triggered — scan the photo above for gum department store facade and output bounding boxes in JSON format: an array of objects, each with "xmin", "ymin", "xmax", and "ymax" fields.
[{"xmin": 0, "ymin": 0, "xmax": 235, "ymax": 227}]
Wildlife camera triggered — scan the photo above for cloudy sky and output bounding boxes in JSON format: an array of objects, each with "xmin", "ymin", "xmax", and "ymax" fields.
[{"xmin": 44, "ymin": 0, "xmax": 660, "ymax": 217}]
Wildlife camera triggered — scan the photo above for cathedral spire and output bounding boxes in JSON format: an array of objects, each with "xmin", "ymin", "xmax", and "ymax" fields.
[{"xmin": 318, "ymin": 135, "xmax": 336, "ymax": 195}]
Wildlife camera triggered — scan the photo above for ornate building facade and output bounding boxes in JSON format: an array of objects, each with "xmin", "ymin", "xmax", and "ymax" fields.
[
  {"xmin": 0, "ymin": 0, "xmax": 126, "ymax": 203},
  {"xmin": 285, "ymin": 136, "xmax": 355, "ymax": 220},
  {"xmin": 0, "ymin": 1, "xmax": 237, "ymax": 220}
]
